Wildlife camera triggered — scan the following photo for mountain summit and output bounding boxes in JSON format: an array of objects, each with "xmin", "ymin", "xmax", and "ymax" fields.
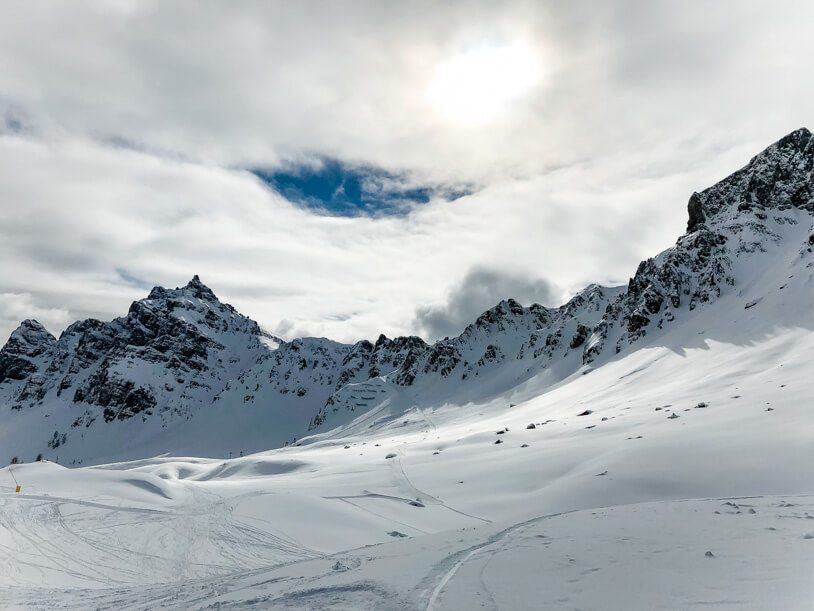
[
  {"xmin": 2, "ymin": 129, "xmax": 813, "ymax": 464},
  {"xmin": 687, "ymin": 127, "xmax": 813, "ymax": 232}
]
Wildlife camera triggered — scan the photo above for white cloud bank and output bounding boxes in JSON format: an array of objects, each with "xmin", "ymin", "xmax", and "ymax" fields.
[{"xmin": 0, "ymin": 1, "xmax": 813, "ymax": 343}]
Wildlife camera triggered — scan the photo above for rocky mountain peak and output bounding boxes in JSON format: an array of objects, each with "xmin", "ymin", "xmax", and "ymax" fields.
[
  {"xmin": 145, "ymin": 275, "xmax": 217, "ymax": 303},
  {"xmin": 2, "ymin": 319, "xmax": 56, "ymax": 357},
  {"xmin": 472, "ymin": 298, "xmax": 526, "ymax": 329},
  {"xmin": 776, "ymin": 127, "xmax": 812, "ymax": 151},
  {"xmin": 184, "ymin": 275, "xmax": 217, "ymax": 301},
  {"xmin": 687, "ymin": 127, "xmax": 813, "ymax": 232},
  {"xmin": 2, "ymin": 129, "xmax": 813, "ymax": 463},
  {"xmin": 0, "ymin": 320, "xmax": 57, "ymax": 385}
]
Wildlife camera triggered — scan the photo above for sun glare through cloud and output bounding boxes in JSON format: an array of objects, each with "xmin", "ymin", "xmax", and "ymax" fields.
[{"xmin": 428, "ymin": 43, "xmax": 542, "ymax": 126}]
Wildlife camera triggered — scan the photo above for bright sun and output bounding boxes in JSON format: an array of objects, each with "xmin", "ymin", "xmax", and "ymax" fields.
[{"xmin": 428, "ymin": 43, "xmax": 541, "ymax": 127}]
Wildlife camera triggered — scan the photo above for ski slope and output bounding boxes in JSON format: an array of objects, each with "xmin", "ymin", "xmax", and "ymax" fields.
[{"xmin": 2, "ymin": 306, "xmax": 813, "ymax": 608}]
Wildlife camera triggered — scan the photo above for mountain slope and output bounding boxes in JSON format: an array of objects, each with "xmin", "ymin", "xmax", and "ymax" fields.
[
  {"xmin": 2, "ymin": 273, "xmax": 813, "ymax": 608},
  {"xmin": 1, "ymin": 128, "xmax": 813, "ymax": 610},
  {"xmin": 1, "ymin": 128, "xmax": 812, "ymax": 466}
]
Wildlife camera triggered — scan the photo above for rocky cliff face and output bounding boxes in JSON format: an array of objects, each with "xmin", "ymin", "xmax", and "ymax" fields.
[
  {"xmin": 0, "ymin": 320, "xmax": 56, "ymax": 393},
  {"xmin": 2, "ymin": 129, "xmax": 812, "ymax": 462},
  {"xmin": 0, "ymin": 271, "xmax": 622, "ymax": 456},
  {"xmin": 688, "ymin": 128, "xmax": 814, "ymax": 230},
  {"xmin": 583, "ymin": 127, "xmax": 814, "ymax": 361},
  {"xmin": 0, "ymin": 276, "xmax": 277, "ymax": 425}
]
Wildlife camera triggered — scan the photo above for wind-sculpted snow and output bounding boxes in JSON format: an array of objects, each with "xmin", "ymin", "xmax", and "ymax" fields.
[{"xmin": 1, "ymin": 129, "xmax": 814, "ymax": 466}]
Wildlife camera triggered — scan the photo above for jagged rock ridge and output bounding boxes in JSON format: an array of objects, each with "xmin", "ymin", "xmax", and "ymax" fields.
[{"xmin": 1, "ymin": 128, "xmax": 812, "ymax": 462}]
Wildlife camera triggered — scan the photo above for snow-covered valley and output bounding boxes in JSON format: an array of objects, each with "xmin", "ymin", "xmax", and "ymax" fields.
[
  {"xmin": 3, "ymin": 314, "xmax": 814, "ymax": 609},
  {"xmin": 1, "ymin": 129, "xmax": 814, "ymax": 608}
]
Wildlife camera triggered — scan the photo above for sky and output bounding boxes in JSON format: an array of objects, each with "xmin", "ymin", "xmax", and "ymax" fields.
[{"xmin": 1, "ymin": 0, "xmax": 813, "ymax": 344}]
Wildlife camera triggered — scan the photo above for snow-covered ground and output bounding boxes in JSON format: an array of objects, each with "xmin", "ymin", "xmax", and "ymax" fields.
[
  {"xmin": 2, "ymin": 305, "xmax": 813, "ymax": 608},
  {"xmin": 1, "ymin": 130, "xmax": 813, "ymax": 608}
]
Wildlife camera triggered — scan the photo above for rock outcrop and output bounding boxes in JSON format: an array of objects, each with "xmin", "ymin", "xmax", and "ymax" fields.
[{"xmin": 2, "ymin": 128, "xmax": 812, "ymax": 461}]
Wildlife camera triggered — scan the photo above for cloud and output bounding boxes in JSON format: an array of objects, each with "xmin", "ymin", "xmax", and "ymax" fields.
[
  {"xmin": 273, "ymin": 319, "xmax": 295, "ymax": 339},
  {"xmin": 0, "ymin": 293, "xmax": 71, "ymax": 343},
  {"xmin": 415, "ymin": 267, "xmax": 558, "ymax": 340},
  {"xmin": 1, "ymin": 1, "xmax": 812, "ymax": 185},
  {"xmin": 0, "ymin": 131, "xmax": 776, "ymax": 346},
  {"xmin": 0, "ymin": 2, "xmax": 813, "ymax": 345}
]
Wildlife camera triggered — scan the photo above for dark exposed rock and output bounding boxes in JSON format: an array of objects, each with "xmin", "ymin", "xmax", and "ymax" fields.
[
  {"xmin": 0, "ymin": 354, "xmax": 38, "ymax": 383},
  {"xmin": 3, "ymin": 129, "xmax": 813, "ymax": 455},
  {"xmin": 581, "ymin": 129, "xmax": 813, "ymax": 357},
  {"xmin": 569, "ymin": 324, "xmax": 590, "ymax": 349},
  {"xmin": 2, "ymin": 320, "xmax": 56, "ymax": 358},
  {"xmin": 691, "ymin": 127, "xmax": 813, "ymax": 222},
  {"xmin": 477, "ymin": 344, "xmax": 502, "ymax": 366},
  {"xmin": 184, "ymin": 274, "xmax": 218, "ymax": 301},
  {"xmin": 47, "ymin": 430, "xmax": 66, "ymax": 449},
  {"xmin": 1, "ymin": 277, "xmax": 275, "ymax": 429},
  {"xmin": 0, "ymin": 320, "xmax": 56, "ymax": 384},
  {"xmin": 687, "ymin": 192, "xmax": 706, "ymax": 232}
]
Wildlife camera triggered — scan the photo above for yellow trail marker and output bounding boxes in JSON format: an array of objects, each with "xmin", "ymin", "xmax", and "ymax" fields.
[{"xmin": 15, "ymin": 486, "xmax": 21, "ymax": 493}]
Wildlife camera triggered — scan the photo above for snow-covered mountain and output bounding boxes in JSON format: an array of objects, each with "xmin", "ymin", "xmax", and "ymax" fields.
[
  {"xmin": 2, "ymin": 128, "xmax": 814, "ymax": 610},
  {"xmin": 1, "ymin": 128, "xmax": 813, "ymax": 466}
]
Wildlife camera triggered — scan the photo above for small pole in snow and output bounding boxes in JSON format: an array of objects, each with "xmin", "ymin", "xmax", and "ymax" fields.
[{"xmin": 9, "ymin": 466, "xmax": 20, "ymax": 492}]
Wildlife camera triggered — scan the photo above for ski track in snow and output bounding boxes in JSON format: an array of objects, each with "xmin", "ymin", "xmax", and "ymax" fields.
[
  {"xmin": 5, "ymin": 495, "xmax": 813, "ymax": 609},
  {"xmin": 391, "ymin": 452, "xmax": 492, "ymax": 525},
  {"xmin": 421, "ymin": 516, "xmax": 546, "ymax": 610},
  {"xmin": 419, "ymin": 494, "xmax": 814, "ymax": 610}
]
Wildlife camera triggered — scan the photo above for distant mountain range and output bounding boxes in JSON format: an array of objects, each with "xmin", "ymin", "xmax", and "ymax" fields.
[{"xmin": 2, "ymin": 128, "xmax": 812, "ymax": 465}]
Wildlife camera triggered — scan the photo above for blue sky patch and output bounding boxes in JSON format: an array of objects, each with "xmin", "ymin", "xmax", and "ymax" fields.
[
  {"xmin": 251, "ymin": 158, "xmax": 471, "ymax": 217},
  {"xmin": 116, "ymin": 269, "xmax": 154, "ymax": 291}
]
